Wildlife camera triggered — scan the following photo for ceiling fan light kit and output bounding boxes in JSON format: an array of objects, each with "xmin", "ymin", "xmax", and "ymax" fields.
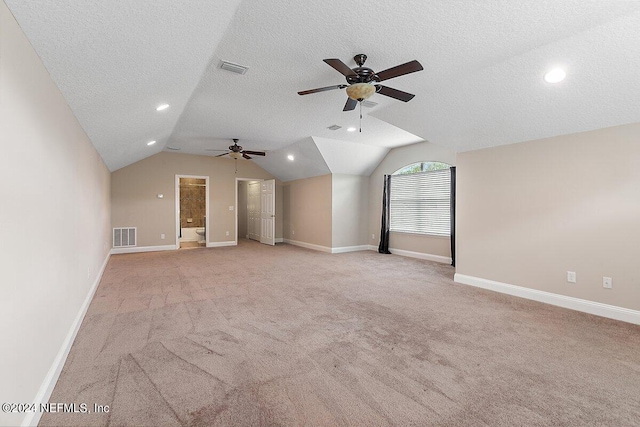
[{"xmin": 346, "ymin": 83, "xmax": 376, "ymax": 101}]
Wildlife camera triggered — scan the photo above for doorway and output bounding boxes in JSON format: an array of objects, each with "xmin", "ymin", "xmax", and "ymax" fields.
[
  {"xmin": 175, "ymin": 175, "xmax": 209, "ymax": 249},
  {"xmin": 235, "ymin": 178, "xmax": 275, "ymax": 246}
]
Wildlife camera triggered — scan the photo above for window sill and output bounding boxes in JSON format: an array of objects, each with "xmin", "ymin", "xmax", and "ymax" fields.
[{"xmin": 390, "ymin": 231, "xmax": 450, "ymax": 239}]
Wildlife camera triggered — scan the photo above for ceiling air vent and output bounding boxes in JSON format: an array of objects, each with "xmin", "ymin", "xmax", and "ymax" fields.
[
  {"xmin": 361, "ymin": 100, "xmax": 378, "ymax": 108},
  {"xmin": 220, "ymin": 60, "xmax": 249, "ymax": 75},
  {"xmin": 166, "ymin": 146, "xmax": 181, "ymax": 151},
  {"xmin": 327, "ymin": 125, "xmax": 342, "ymax": 130}
]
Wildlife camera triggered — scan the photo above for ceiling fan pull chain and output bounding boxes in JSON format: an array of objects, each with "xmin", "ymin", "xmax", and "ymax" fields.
[{"xmin": 359, "ymin": 101, "xmax": 362, "ymax": 132}]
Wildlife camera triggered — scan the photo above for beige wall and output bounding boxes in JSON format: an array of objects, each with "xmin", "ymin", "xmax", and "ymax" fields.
[
  {"xmin": 0, "ymin": 2, "xmax": 111, "ymax": 425},
  {"xmin": 368, "ymin": 141, "xmax": 457, "ymax": 257},
  {"xmin": 457, "ymin": 124, "xmax": 640, "ymax": 311},
  {"xmin": 332, "ymin": 174, "xmax": 369, "ymax": 248},
  {"xmin": 111, "ymin": 152, "xmax": 282, "ymax": 247},
  {"xmin": 283, "ymin": 174, "xmax": 332, "ymax": 248}
]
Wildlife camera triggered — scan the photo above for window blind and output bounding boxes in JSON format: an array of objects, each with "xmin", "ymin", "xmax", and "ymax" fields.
[{"xmin": 390, "ymin": 169, "xmax": 451, "ymax": 236}]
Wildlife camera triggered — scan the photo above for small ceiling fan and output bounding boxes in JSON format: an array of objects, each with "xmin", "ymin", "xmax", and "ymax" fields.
[
  {"xmin": 206, "ymin": 139, "xmax": 266, "ymax": 159},
  {"xmin": 298, "ymin": 54, "xmax": 423, "ymax": 111}
]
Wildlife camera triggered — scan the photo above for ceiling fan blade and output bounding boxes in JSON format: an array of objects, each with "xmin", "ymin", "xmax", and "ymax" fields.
[
  {"xmin": 323, "ymin": 59, "xmax": 357, "ymax": 77},
  {"xmin": 243, "ymin": 150, "xmax": 266, "ymax": 156},
  {"xmin": 298, "ymin": 84, "xmax": 347, "ymax": 95},
  {"xmin": 343, "ymin": 97, "xmax": 357, "ymax": 111},
  {"xmin": 375, "ymin": 85, "xmax": 415, "ymax": 102},
  {"xmin": 242, "ymin": 153, "xmax": 252, "ymax": 160},
  {"xmin": 376, "ymin": 60, "xmax": 423, "ymax": 82},
  {"xmin": 215, "ymin": 152, "xmax": 229, "ymax": 157},
  {"xmin": 205, "ymin": 149, "xmax": 230, "ymax": 152}
]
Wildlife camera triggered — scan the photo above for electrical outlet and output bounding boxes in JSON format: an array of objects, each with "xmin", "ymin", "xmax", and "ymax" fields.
[
  {"xmin": 229, "ymin": 206, "xmax": 234, "ymax": 211},
  {"xmin": 371, "ymin": 233, "xmax": 375, "ymax": 239},
  {"xmin": 567, "ymin": 271, "xmax": 576, "ymax": 283},
  {"xmin": 161, "ymin": 233, "xmax": 165, "ymax": 239},
  {"xmin": 87, "ymin": 267, "xmax": 91, "ymax": 279},
  {"xmin": 292, "ymin": 230, "xmax": 295, "ymax": 235},
  {"xmin": 225, "ymin": 231, "xmax": 229, "ymax": 236},
  {"xmin": 603, "ymin": 277, "xmax": 613, "ymax": 289}
]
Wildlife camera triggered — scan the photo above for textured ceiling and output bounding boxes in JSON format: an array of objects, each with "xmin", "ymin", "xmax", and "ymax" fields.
[{"xmin": 6, "ymin": 0, "xmax": 640, "ymax": 177}]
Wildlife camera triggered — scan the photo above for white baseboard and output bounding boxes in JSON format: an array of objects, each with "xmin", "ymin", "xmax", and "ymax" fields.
[
  {"xmin": 207, "ymin": 241, "xmax": 237, "ymax": 248},
  {"xmin": 283, "ymin": 239, "xmax": 332, "ymax": 253},
  {"xmin": 331, "ymin": 245, "xmax": 370, "ymax": 254},
  {"xmin": 22, "ymin": 253, "xmax": 111, "ymax": 427},
  {"xmin": 367, "ymin": 246, "xmax": 451, "ymax": 264},
  {"xmin": 110, "ymin": 244, "xmax": 176, "ymax": 254},
  {"xmin": 454, "ymin": 274, "xmax": 640, "ymax": 326},
  {"xmin": 275, "ymin": 237, "xmax": 284, "ymax": 243}
]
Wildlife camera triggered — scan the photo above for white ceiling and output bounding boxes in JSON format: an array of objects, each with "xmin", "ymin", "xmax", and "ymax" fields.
[{"xmin": 6, "ymin": 0, "xmax": 640, "ymax": 179}]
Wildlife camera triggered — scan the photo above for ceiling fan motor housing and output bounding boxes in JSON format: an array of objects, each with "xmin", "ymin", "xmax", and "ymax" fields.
[{"xmin": 346, "ymin": 67, "xmax": 378, "ymax": 84}]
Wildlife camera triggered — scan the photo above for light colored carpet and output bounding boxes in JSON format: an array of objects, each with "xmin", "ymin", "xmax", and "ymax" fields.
[
  {"xmin": 40, "ymin": 239, "xmax": 640, "ymax": 426},
  {"xmin": 179, "ymin": 241, "xmax": 204, "ymax": 249}
]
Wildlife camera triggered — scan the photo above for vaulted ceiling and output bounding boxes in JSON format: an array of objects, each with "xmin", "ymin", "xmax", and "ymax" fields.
[{"xmin": 6, "ymin": 1, "xmax": 640, "ymax": 181}]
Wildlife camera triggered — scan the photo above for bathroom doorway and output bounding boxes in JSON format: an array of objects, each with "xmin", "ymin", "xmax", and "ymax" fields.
[{"xmin": 175, "ymin": 175, "xmax": 209, "ymax": 249}]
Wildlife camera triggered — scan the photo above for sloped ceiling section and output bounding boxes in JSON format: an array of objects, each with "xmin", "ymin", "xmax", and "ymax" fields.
[
  {"xmin": 5, "ymin": 0, "xmax": 244, "ymax": 171},
  {"xmin": 6, "ymin": 0, "xmax": 640, "ymax": 174},
  {"xmin": 250, "ymin": 136, "xmax": 392, "ymax": 182},
  {"xmin": 312, "ymin": 137, "xmax": 389, "ymax": 176},
  {"xmin": 373, "ymin": 9, "xmax": 640, "ymax": 153},
  {"xmin": 252, "ymin": 137, "xmax": 330, "ymax": 183}
]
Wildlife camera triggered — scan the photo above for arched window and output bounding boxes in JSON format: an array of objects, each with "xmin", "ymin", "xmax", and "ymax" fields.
[
  {"xmin": 389, "ymin": 161, "xmax": 452, "ymax": 236},
  {"xmin": 392, "ymin": 161, "xmax": 450, "ymax": 175}
]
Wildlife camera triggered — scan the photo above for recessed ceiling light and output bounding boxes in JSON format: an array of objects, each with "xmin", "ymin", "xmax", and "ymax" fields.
[
  {"xmin": 147, "ymin": 140, "xmax": 157, "ymax": 146},
  {"xmin": 156, "ymin": 103, "xmax": 170, "ymax": 111},
  {"xmin": 347, "ymin": 127, "xmax": 357, "ymax": 132},
  {"xmin": 287, "ymin": 155, "xmax": 294, "ymax": 161},
  {"xmin": 544, "ymin": 68, "xmax": 566, "ymax": 83}
]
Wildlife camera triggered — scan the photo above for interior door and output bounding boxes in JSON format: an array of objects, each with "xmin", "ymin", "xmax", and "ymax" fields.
[
  {"xmin": 260, "ymin": 179, "xmax": 276, "ymax": 246},
  {"xmin": 247, "ymin": 182, "xmax": 261, "ymax": 241}
]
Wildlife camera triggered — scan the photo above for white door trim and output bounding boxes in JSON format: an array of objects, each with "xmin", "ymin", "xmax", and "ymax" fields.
[
  {"xmin": 235, "ymin": 177, "xmax": 263, "ymax": 244},
  {"xmin": 175, "ymin": 175, "xmax": 209, "ymax": 249}
]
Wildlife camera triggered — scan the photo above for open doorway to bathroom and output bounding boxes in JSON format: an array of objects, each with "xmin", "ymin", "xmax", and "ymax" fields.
[{"xmin": 175, "ymin": 175, "xmax": 209, "ymax": 249}]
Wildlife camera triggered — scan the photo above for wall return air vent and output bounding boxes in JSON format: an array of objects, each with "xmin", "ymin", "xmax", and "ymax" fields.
[
  {"xmin": 113, "ymin": 227, "xmax": 136, "ymax": 248},
  {"xmin": 220, "ymin": 60, "xmax": 249, "ymax": 75}
]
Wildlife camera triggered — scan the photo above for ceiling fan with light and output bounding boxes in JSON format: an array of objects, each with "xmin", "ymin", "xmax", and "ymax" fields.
[
  {"xmin": 206, "ymin": 139, "xmax": 266, "ymax": 159},
  {"xmin": 297, "ymin": 54, "xmax": 423, "ymax": 111}
]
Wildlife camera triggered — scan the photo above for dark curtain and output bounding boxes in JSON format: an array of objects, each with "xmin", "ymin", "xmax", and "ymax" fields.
[
  {"xmin": 378, "ymin": 174, "xmax": 392, "ymax": 254},
  {"xmin": 450, "ymin": 167, "xmax": 456, "ymax": 267}
]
